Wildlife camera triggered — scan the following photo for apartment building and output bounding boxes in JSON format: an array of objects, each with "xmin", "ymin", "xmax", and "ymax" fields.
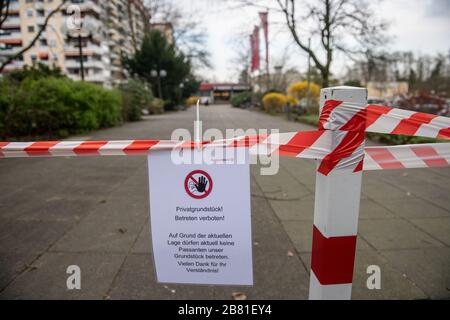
[{"xmin": 0, "ymin": 0, "xmax": 149, "ymax": 86}]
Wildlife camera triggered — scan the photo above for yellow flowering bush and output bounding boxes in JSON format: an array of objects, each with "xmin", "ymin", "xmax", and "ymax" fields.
[
  {"xmin": 186, "ymin": 96, "xmax": 200, "ymax": 107},
  {"xmin": 286, "ymin": 95, "xmax": 299, "ymax": 105},
  {"xmin": 287, "ymin": 81, "xmax": 320, "ymax": 100},
  {"xmin": 262, "ymin": 92, "xmax": 287, "ymax": 114}
]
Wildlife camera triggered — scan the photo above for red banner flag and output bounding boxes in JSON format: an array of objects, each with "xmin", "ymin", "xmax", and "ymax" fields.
[
  {"xmin": 259, "ymin": 11, "xmax": 269, "ymax": 66},
  {"xmin": 251, "ymin": 26, "xmax": 260, "ymax": 72}
]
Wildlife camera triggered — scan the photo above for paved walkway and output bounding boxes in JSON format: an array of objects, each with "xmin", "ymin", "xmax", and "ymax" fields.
[{"xmin": 0, "ymin": 105, "xmax": 449, "ymax": 299}]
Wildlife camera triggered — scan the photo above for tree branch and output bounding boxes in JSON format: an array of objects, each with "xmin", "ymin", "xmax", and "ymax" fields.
[
  {"xmin": 276, "ymin": 0, "xmax": 325, "ymax": 73},
  {"xmin": 0, "ymin": 0, "xmax": 67, "ymax": 73},
  {"xmin": 0, "ymin": 0, "xmax": 11, "ymax": 30}
]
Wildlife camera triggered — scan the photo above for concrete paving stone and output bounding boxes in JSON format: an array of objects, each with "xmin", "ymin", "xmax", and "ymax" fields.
[
  {"xmin": 50, "ymin": 199, "xmax": 147, "ymax": 253},
  {"xmin": 108, "ymin": 254, "xmax": 215, "ymax": 300},
  {"xmin": 0, "ymin": 251, "xmax": 40, "ymax": 291},
  {"xmin": 300, "ymin": 248, "xmax": 428, "ymax": 300},
  {"xmin": 377, "ymin": 169, "xmax": 450, "ymax": 194},
  {"xmin": 281, "ymin": 221, "xmax": 314, "ymax": 253},
  {"xmin": 131, "ymin": 221, "xmax": 153, "ymax": 254},
  {"xmin": 50, "ymin": 175, "xmax": 148, "ymax": 253},
  {"xmin": 429, "ymin": 167, "xmax": 450, "ymax": 178},
  {"xmin": 362, "ymin": 181, "xmax": 414, "ymax": 201},
  {"xmin": 0, "ymin": 219, "xmax": 72, "ymax": 255},
  {"xmin": 409, "ymin": 217, "xmax": 450, "ymax": 246},
  {"xmin": 17, "ymin": 197, "xmax": 98, "ymax": 223},
  {"xmin": 0, "ymin": 252, "xmax": 126, "ymax": 300},
  {"xmin": 381, "ymin": 247, "xmax": 450, "ymax": 299},
  {"xmin": 268, "ymin": 198, "xmax": 314, "ymax": 221},
  {"xmin": 358, "ymin": 219, "xmax": 444, "ymax": 250},
  {"xmin": 359, "ymin": 199, "xmax": 396, "ymax": 219},
  {"xmin": 281, "ymin": 220, "xmax": 371, "ymax": 253},
  {"xmin": 252, "ymin": 166, "xmax": 312, "ymax": 200},
  {"xmin": 421, "ymin": 196, "xmax": 450, "ymax": 212},
  {"xmin": 250, "ymin": 195, "xmax": 295, "ymax": 254},
  {"xmin": 250, "ymin": 177, "xmax": 264, "ymax": 197},
  {"xmin": 387, "ymin": 178, "xmax": 450, "ymax": 201},
  {"xmin": 213, "ymin": 251, "xmax": 309, "ymax": 300},
  {"xmin": 374, "ymin": 198, "xmax": 450, "ymax": 219},
  {"xmin": 279, "ymin": 158, "xmax": 317, "ymax": 189}
]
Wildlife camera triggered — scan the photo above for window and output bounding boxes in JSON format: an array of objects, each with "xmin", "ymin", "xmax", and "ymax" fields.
[
  {"xmin": 49, "ymin": 39, "xmax": 57, "ymax": 48},
  {"xmin": 27, "ymin": 9, "xmax": 33, "ymax": 17},
  {"xmin": 28, "ymin": 26, "xmax": 35, "ymax": 32},
  {"xmin": 31, "ymin": 54, "xmax": 37, "ymax": 62}
]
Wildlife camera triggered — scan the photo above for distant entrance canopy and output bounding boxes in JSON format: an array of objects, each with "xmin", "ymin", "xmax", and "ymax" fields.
[{"xmin": 199, "ymin": 83, "xmax": 250, "ymax": 104}]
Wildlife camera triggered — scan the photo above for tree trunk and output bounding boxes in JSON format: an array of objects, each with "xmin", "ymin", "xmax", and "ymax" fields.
[{"xmin": 321, "ymin": 71, "xmax": 329, "ymax": 88}]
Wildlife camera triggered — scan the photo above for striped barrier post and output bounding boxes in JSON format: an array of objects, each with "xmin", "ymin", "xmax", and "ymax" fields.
[{"xmin": 309, "ymin": 86, "xmax": 367, "ymax": 300}]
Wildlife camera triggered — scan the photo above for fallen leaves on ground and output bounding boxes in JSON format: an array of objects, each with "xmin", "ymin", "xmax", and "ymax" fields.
[{"xmin": 232, "ymin": 292, "xmax": 247, "ymax": 300}]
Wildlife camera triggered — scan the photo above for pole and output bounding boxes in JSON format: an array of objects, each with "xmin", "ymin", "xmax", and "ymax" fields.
[
  {"xmin": 78, "ymin": 33, "xmax": 85, "ymax": 81},
  {"xmin": 157, "ymin": 74, "xmax": 163, "ymax": 100},
  {"xmin": 307, "ymin": 37, "xmax": 311, "ymax": 108},
  {"xmin": 309, "ymin": 86, "xmax": 367, "ymax": 300},
  {"xmin": 194, "ymin": 99, "xmax": 202, "ymax": 149}
]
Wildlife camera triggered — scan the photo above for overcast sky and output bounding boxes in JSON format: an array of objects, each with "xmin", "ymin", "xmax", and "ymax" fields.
[{"xmin": 178, "ymin": 0, "xmax": 450, "ymax": 82}]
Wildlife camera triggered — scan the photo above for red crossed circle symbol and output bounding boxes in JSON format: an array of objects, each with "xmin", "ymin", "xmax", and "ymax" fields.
[{"xmin": 184, "ymin": 170, "xmax": 213, "ymax": 199}]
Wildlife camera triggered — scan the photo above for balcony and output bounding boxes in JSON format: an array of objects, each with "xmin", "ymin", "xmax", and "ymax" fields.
[
  {"xmin": 8, "ymin": 1, "xmax": 20, "ymax": 11},
  {"xmin": 68, "ymin": 73, "xmax": 107, "ymax": 83},
  {"xmin": 2, "ymin": 60, "xmax": 24, "ymax": 71},
  {"xmin": 2, "ymin": 16, "xmax": 20, "ymax": 27},
  {"xmin": 66, "ymin": 0, "xmax": 102, "ymax": 15},
  {"xmin": 64, "ymin": 44, "xmax": 104, "ymax": 56},
  {"xmin": 0, "ymin": 46, "xmax": 22, "ymax": 56},
  {"xmin": 65, "ymin": 59, "xmax": 105, "ymax": 69},
  {"xmin": 0, "ymin": 30, "xmax": 22, "ymax": 41}
]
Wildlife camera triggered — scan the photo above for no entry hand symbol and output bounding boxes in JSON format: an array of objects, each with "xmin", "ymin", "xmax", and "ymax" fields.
[{"xmin": 184, "ymin": 170, "xmax": 213, "ymax": 199}]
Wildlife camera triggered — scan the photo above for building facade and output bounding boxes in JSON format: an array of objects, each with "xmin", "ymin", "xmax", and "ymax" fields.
[
  {"xmin": 199, "ymin": 83, "xmax": 251, "ymax": 104},
  {"xmin": 0, "ymin": 0, "xmax": 150, "ymax": 86}
]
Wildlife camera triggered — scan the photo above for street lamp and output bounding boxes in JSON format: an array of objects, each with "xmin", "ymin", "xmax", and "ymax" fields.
[
  {"xmin": 63, "ymin": 16, "xmax": 98, "ymax": 81},
  {"xmin": 151, "ymin": 69, "xmax": 167, "ymax": 99}
]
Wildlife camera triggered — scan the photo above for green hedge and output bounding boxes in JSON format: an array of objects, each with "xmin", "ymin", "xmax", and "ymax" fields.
[
  {"xmin": 231, "ymin": 92, "xmax": 252, "ymax": 108},
  {"xmin": 119, "ymin": 79, "xmax": 151, "ymax": 121},
  {"xmin": 0, "ymin": 77, "xmax": 122, "ymax": 138}
]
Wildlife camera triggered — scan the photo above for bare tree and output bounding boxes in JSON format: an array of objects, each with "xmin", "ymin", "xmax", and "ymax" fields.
[
  {"xmin": 0, "ymin": 0, "xmax": 68, "ymax": 73},
  {"xmin": 228, "ymin": 35, "xmax": 251, "ymax": 83},
  {"xmin": 230, "ymin": 0, "xmax": 388, "ymax": 87},
  {"xmin": 277, "ymin": 0, "xmax": 388, "ymax": 87},
  {"xmin": 144, "ymin": 0, "xmax": 211, "ymax": 69}
]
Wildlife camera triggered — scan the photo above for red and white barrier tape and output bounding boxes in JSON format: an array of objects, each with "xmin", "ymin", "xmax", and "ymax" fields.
[
  {"xmin": 0, "ymin": 132, "xmax": 328, "ymax": 158},
  {"xmin": 1, "ymin": 134, "xmax": 449, "ymax": 172},
  {"xmin": 319, "ymin": 100, "xmax": 450, "ymax": 139},
  {"xmin": 364, "ymin": 143, "xmax": 450, "ymax": 171}
]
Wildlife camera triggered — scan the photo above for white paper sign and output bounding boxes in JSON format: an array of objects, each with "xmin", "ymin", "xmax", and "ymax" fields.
[{"xmin": 148, "ymin": 148, "xmax": 253, "ymax": 285}]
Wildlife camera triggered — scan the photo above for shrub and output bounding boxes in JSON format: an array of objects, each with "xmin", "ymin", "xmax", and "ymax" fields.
[
  {"xmin": 186, "ymin": 96, "xmax": 200, "ymax": 107},
  {"xmin": 262, "ymin": 92, "xmax": 287, "ymax": 114},
  {"xmin": 148, "ymin": 98, "xmax": 165, "ymax": 114},
  {"xmin": 120, "ymin": 79, "xmax": 153, "ymax": 121},
  {"xmin": 287, "ymin": 81, "xmax": 321, "ymax": 100},
  {"xmin": 231, "ymin": 92, "xmax": 252, "ymax": 108},
  {"xmin": 0, "ymin": 77, "xmax": 122, "ymax": 138},
  {"xmin": 286, "ymin": 95, "xmax": 299, "ymax": 105},
  {"xmin": 7, "ymin": 63, "xmax": 65, "ymax": 82}
]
